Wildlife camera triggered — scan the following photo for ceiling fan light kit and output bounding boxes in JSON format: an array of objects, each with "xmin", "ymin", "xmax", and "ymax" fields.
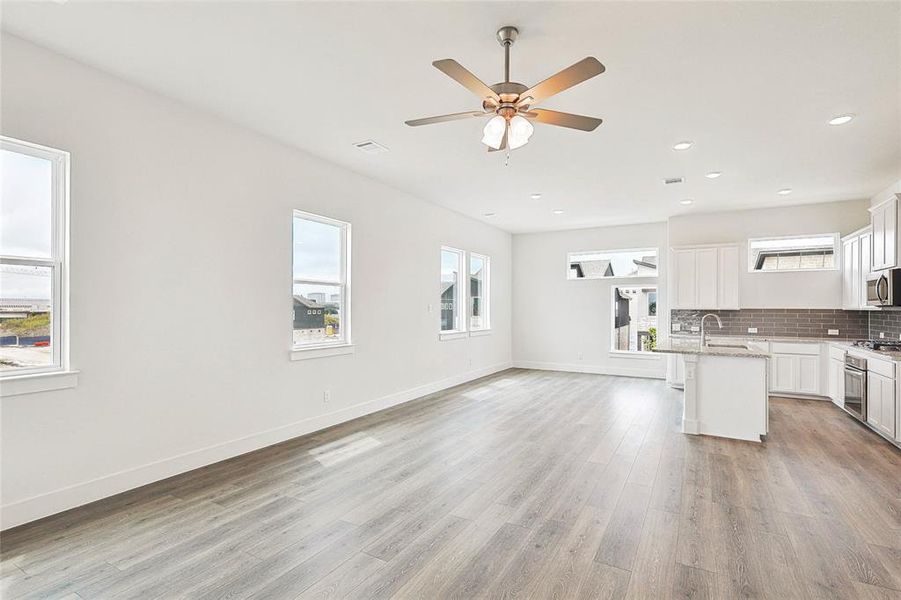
[{"xmin": 405, "ymin": 26, "xmax": 605, "ymax": 154}]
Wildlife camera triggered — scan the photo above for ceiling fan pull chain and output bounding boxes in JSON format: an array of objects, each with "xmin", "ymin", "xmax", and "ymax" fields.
[{"xmin": 505, "ymin": 150, "xmax": 510, "ymax": 166}]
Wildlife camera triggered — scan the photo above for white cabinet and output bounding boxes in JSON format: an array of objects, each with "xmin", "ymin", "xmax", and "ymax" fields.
[
  {"xmin": 842, "ymin": 227, "xmax": 873, "ymax": 310},
  {"xmin": 671, "ymin": 245, "xmax": 740, "ymax": 310},
  {"xmin": 828, "ymin": 358, "xmax": 844, "ymax": 407},
  {"xmin": 870, "ymin": 197, "xmax": 897, "ymax": 271},
  {"xmin": 769, "ymin": 342, "xmax": 821, "ymax": 396},
  {"xmin": 867, "ymin": 371, "xmax": 896, "ymax": 439}
]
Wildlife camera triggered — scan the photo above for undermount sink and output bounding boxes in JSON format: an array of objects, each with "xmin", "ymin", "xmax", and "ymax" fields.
[{"xmin": 705, "ymin": 342, "xmax": 749, "ymax": 350}]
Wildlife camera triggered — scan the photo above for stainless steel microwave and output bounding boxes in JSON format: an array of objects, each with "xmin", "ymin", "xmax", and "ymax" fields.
[{"xmin": 866, "ymin": 269, "xmax": 901, "ymax": 306}]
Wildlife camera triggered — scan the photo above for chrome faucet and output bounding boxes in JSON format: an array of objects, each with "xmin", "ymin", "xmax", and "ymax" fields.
[{"xmin": 700, "ymin": 313, "xmax": 723, "ymax": 348}]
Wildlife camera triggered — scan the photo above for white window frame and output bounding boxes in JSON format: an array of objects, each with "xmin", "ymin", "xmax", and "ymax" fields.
[
  {"xmin": 0, "ymin": 136, "xmax": 71, "ymax": 381},
  {"xmin": 291, "ymin": 210, "xmax": 352, "ymax": 358},
  {"xmin": 609, "ymin": 284, "xmax": 660, "ymax": 358},
  {"xmin": 747, "ymin": 233, "xmax": 840, "ymax": 273},
  {"xmin": 439, "ymin": 246, "xmax": 466, "ymax": 339},
  {"xmin": 566, "ymin": 247, "xmax": 659, "ymax": 280},
  {"xmin": 469, "ymin": 252, "xmax": 491, "ymax": 333}
]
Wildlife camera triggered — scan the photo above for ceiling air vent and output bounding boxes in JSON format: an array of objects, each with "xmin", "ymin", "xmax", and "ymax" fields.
[
  {"xmin": 353, "ymin": 140, "xmax": 389, "ymax": 154},
  {"xmin": 663, "ymin": 177, "xmax": 684, "ymax": 185}
]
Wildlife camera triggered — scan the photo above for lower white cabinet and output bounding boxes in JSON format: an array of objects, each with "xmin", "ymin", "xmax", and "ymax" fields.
[
  {"xmin": 828, "ymin": 358, "xmax": 845, "ymax": 407},
  {"xmin": 770, "ymin": 354, "xmax": 820, "ymax": 395},
  {"xmin": 867, "ymin": 372, "xmax": 897, "ymax": 439}
]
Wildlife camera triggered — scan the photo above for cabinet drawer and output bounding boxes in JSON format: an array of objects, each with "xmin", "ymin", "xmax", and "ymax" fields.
[
  {"xmin": 868, "ymin": 357, "xmax": 895, "ymax": 379},
  {"xmin": 770, "ymin": 342, "xmax": 820, "ymax": 356},
  {"xmin": 829, "ymin": 345, "xmax": 848, "ymax": 361}
]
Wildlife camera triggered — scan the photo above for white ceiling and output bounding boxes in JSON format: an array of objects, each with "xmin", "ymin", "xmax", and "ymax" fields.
[{"xmin": 3, "ymin": 1, "xmax": 899, "ymax": 233}]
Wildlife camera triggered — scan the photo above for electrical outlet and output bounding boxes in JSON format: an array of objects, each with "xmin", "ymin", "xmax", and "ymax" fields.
[
  {"xmin": 468, "ymin": 358, "xmax": 472, "ymax": 368},
  {"xmin": 672, "ymin": 323, "xmax": 681, "ymax": 332},
  {"xmin": 880, "ymin": 332, "xmax": 885, "ymax": 339},
  {"xmin": 690, "ymin": 326, "xmax": 700, "ymax": 332},
  {"xmin": 323, "ymin": 390, "xmax": 331, "ymax": 403},
  {"xmin": 827, "ymin": 329, "xmax": 839, "ymax": 336},
  {"xmin": 577, "ymin": 352, "xmax": 584, "ymax": 360},
  {"xmin": 747, "ymin": 327, "xmax": 758, "ymax": 334},
  {"xmin": 427, "ymin": 304, "xmax": 432, "ymax": 313}
]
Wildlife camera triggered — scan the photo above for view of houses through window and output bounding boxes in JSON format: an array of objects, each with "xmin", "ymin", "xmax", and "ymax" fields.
[
  {"xmin": 748, "ymin": 234, "xmax": 838, "ymax": 272},
  {"xmin": 292, "ymin": 211, "xmax": 350, "ymax": 348},
  {"xmin": 568, "ymin": 248, "xmax": 658, "ymax": 279},
  {"xmin": 1, "ymin": 138, "xmax": 68, "ymax": 375},
  {"xmin": 441, "ymin": 247, "xmax": 490, "ymax": 335},
  {"xmin": 612, "ymin": 286, "xmax": 658, "ymax": 352}
]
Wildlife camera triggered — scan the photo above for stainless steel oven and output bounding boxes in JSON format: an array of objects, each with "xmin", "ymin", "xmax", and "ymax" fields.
[
  {"xmin": 843, "ymin": 354, "xmax": 867, "ymax": 422},
  {"xmin": 866, "ymin": 269, "xmax": 901, "ymax": 306}
]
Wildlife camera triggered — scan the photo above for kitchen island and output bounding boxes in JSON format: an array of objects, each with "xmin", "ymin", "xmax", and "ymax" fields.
[{"xmin": 654, "ymin": 339, "xmax": 770, "ymax": 442}]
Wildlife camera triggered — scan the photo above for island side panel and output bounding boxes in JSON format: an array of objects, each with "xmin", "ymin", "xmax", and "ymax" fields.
[{"xmin": 695, "ymin": 355, "xmax": 769, "ymax": 442}]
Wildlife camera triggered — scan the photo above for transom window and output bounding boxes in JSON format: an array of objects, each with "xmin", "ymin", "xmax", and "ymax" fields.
[
  {"xmin": 568, "ymin": 248, "xmax": 658, "ymax": 279},
  {"xmin": 292, "ymin": 211, "xmax": 350, "ymax": 349},
  {"xmin": 0, "ymin": 137, "xmax": 69, "ymax": 376},
  {"xmin": 749, "ymin": 234, "xmax": 838, "ymax": 272}
]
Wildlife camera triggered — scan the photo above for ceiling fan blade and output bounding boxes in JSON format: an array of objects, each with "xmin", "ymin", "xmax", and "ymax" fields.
[
  {"xmin": 405, "ymin": 111, "xmax": 486, "ymax": 127},
  {"xmin": 527, "ymin": 108, "xmax": 603, "ymax": 131},
  {"xmin": 433, "ymin": 59, "xmax": 500, "ymax": 101},
  {"xmin": 520, "ymin": 57, "xmax": 605, "ymax": 104}
]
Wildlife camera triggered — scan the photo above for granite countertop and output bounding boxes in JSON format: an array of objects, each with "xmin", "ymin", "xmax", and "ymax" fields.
[
  {"xmin": 669, "ymin": 334, "xmax": 901, "ymax": 362},
  {"xmin": 653, "ymin": 339, "xmax": 770, "ymax": 358}
]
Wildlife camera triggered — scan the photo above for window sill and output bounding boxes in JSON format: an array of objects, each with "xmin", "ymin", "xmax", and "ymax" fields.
[
  {"xmin": 608, "ymin": 350, "xmax": 661, "ymax": 360},
  {"xmin": 469, "ymin": 329, "xmax": 492, "ymax": 337},
  {"xmin": 1, "ymin": 370, "xmax": 79, "ymax": 397},
  {"xmin": 439, "ymin": 331, "xmax": 468, "ymax": 341},
  {"xmin": 291, "ymin": 344, "xmax": 355, "ymax": 361}
]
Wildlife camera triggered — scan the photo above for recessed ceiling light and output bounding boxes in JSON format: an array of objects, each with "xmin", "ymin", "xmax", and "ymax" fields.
[
  {"xmin": 673, "ymin": 141, "xmax": 694, "ymax": 151},
  {"xmin": 530, "ymin": 193, "xmax": 542, "ymax": 200},
  {"xmin": 778, "ymin": 188, "xmax": 793, "ymax": 196},
  {"xmin": 552, "ymin": 209, "xmax": 564, "ymax": 215},
  {"xmin": 828, "ymin": 114, "xmax": 855, "ymax": 126},
  {"xmin": 705, "ymin": 171, "xmax": 722, "ymax": 179},
  {"xmin": 483, "ymin": 212, "xmax": 496, "ymax": 217},
  {"xmin": 680, "ymin": 199, "xmax": 694, "ymax": 206}
]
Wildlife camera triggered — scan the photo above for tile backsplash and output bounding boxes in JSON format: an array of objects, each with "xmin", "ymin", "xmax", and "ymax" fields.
[
  {"xmin": 670, "ymin": 309, "xmax": 870, "ymax": 340},
  {"xmin": 868, "ymin": 310, "xmax": 901, "ymax": 341}
]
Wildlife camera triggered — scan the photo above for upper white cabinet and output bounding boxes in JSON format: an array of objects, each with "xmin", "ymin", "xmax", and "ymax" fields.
[
  {"xmin": 870, "ymin": 196, "xmax": 897, "ymax": 271},
  {"xmin": 842, "ymin": 227, "xmax": 872, "ymax": 310},
  {"xmin": 671, "ymin": 245, "xmax": 740, "ymax": 310}
]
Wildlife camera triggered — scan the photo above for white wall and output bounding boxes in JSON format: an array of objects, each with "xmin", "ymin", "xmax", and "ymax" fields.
[
  {"xmin": 0, "ymin": 36, "xmax": 512, "ymax": 529},
  {"xmin": 668, "ymin": 200, "xmax": 870, "ymax": 309},
  {"xmin": 512, "ymin": 222, "xmax": 668, "ymax": 379}
]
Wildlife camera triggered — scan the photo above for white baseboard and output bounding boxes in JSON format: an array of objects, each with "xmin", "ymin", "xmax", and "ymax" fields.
[
  {"xmin": 1, "ymin": 361, "xmax": 513, "ymax": 531},
  {"xmin": 512, "ymin": 360, "xmax": 665, "ymax": 380}
]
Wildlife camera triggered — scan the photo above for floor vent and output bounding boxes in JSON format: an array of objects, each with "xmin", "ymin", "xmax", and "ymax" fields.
[
  {"xmin": 663, "ymin": 177, "xmax": 684, "ymax": 185},
  {"xmin": 353, "ymin": 140, "xmax": 389, "ymax": 154}
]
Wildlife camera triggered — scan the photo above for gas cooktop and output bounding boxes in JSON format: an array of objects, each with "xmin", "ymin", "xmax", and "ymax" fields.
[{"xmin": 852, "ymin": 340, "xmax": 901, "ymax": 351}]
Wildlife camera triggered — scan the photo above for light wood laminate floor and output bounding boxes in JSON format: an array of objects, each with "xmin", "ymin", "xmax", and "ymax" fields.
[{"xmin": 2, "ymin": 369, "xmax": 900, "ymax": 599}]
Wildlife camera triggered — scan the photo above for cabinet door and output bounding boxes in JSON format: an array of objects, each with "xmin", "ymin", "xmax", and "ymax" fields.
[
  {"xmin": 872, "ymin": 205, "xmax": 886, "ymax": 270},
  {"xmin": 885, "ymin": 199, "xmax": 897, "ymax": 269},
  {"xmin": 842, "ymin": 238, "xmax": 856, "ymax": 309},
  {"xmin": 879, "ymin": 376, "xmax": 895, "ymax": 438},
  {"xmin": 718, "ymin": 246, "xmax": 740, "ymax": 309},
  {"xmin": 770, "ymin": 355, "xmax": 795, "ymax": 392},
  {"xmin": 696, "ymin": 248, "xmax": 718, "ymax": 308},
  {"xmin": 797, "ymin": 355, "xmax": 820, "ymax": 394},
  {"xmin": 860, "ymin": 232, "xmax": 872, "ymax": 308},
  {"xmin": 673, "ymin": 250, "xmax": 697, "ymax": 309},
  {"xmin": 867, "ymin": 375, "xmax": 882, "ymax": 429},
  {"xmin": 828, "ymin": 359, "xmax": 844, "ymax": 406}
]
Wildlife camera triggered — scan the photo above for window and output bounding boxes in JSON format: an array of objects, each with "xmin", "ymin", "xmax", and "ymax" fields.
[
  {"xmin": 293, "ymin": 210, "xmax": 350, "ymax": 349},
  {"xmin": 611, "ymin": 286, "xmax": 658, "ymax": 353},
  {"xmin": 568, "ymin": 248, "xmax": 658, "ymax": 279},
  {"xmin": 469, "ymin": 253, "xmax": 490, "ymax": 331},
  {"xmin": 440, "ymin": 247, "xmax": 465, "ymax": 333},
  {"xmin": 748, "ymin": 234, "xmax": 838, "ymax": 272},
  {"xmin": 1, "ymin": 137, "xmax": 69, "ymax": 377}
]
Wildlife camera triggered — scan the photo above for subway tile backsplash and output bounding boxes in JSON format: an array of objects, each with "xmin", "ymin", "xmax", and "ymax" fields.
[
  {"xmin": 670, "ymin": 309, "xmax": 870, "ymax": 340},
  {"xmin": 867, "ymin": 310, "xmax": 901, "ymax": 341}
]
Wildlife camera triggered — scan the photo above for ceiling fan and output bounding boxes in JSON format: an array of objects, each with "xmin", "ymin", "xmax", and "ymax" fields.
[{"xmin": 405, "ymin": 26, "xmax": 605, "ymax": 152}]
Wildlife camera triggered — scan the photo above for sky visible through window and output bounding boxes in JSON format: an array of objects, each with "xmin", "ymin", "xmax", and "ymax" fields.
[{"xmin": 1, "ymin": 149, "xmax": 53, "ymax": 299}]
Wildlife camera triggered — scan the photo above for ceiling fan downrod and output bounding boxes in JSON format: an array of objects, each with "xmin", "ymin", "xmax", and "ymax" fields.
[{"xmin": 497, "ymin": 26, "xmax": 518, "ymax": 83}]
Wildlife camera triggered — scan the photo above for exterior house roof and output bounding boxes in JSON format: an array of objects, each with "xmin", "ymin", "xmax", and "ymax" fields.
[{"xmin": 293, "ymin": 295, "xmax": 324, "ymax": 309}]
